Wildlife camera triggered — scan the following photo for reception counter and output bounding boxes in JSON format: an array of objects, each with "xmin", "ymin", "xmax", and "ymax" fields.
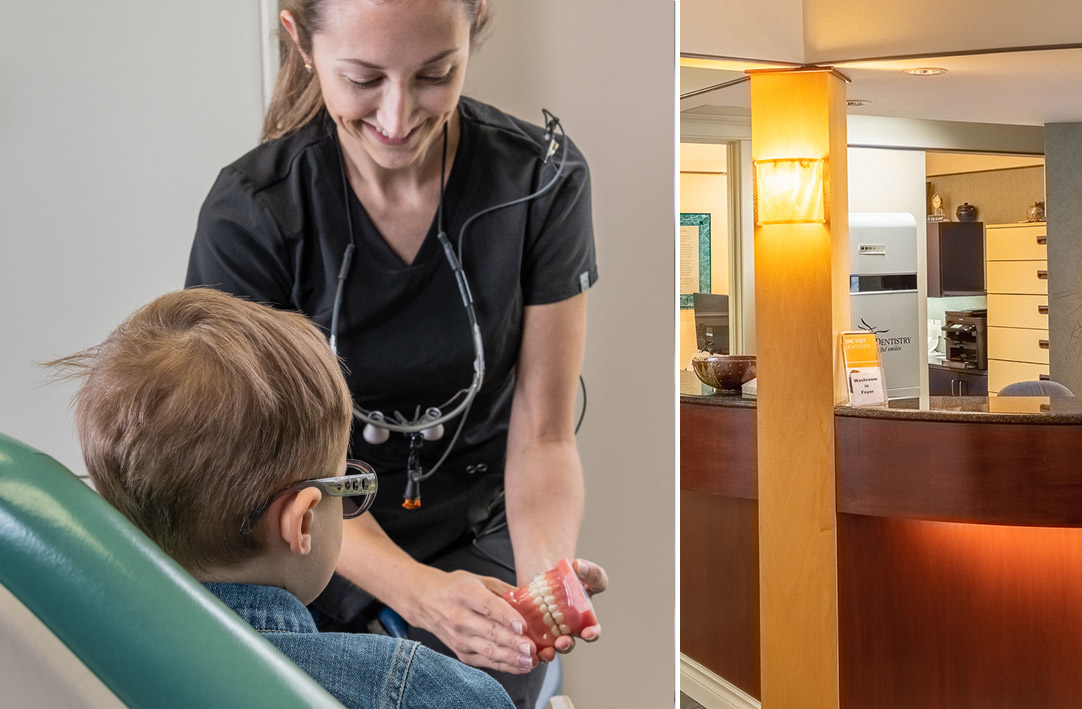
[{"xmin": 680, "ymin": 373, "xmax": 1082, "ymax": 707}]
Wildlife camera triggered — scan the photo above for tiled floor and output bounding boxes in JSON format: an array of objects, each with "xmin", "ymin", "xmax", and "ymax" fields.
[{"xmin": 680, "ymin": 692, "xmax": 707, "ymax": 709}]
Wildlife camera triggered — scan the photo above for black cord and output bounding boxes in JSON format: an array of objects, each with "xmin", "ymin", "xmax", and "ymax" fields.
[
  {"xmin": 331, "ymin": 111, "xmax": 575, "ymax": 497},
  {"xmin": 455, "ymin": 113, "xmax": 568, "ymax": 266},
  {"xmin": 330, "ymin": 128, "xmax": 358, "ymax": 357},
  {"xmin": 575, "ymin": 374, "xmax": 587, "ymax": 435}
]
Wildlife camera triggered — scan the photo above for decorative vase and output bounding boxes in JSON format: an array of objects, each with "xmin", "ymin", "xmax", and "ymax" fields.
[
  {"xmin": 1027, "ymin": 201, "xmax": 1045, "ymax": 222},
  {"xmin": 956, "ymin": 202, "xmax": 978, "ymax": 222}
]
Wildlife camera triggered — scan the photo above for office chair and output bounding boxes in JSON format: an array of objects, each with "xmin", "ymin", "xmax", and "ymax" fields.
[
  {"xmin": 998, "ymin": 380, "xmax": 1075, "ymax": 398},
  {"xmin": 0, "ymin": 432, "xmax": 342, "ymax": 708}
]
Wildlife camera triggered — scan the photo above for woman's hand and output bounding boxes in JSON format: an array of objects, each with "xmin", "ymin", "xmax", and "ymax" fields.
[
  {"xmin": 407, "ymin": 567, "xmax": 539, "ymax": 674},
  {"xmin": 539, "ymin": 558, "xmax": 608, "ymax": 663}
]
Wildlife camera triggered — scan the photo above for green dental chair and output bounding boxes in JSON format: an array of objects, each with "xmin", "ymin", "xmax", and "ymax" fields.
[{"xmin": 0, "ymin": 432, "xmax": 343, "ymax": 708}]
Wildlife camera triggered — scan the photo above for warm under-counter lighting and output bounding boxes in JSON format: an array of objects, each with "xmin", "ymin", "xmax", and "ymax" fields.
[{"xmin": 753, "ymin": 157, "xmax": 827, "ymax": 226}]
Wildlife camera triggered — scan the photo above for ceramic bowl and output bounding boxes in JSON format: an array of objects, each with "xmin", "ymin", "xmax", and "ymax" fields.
[{"xmin": 691, "ymin": 354, "xmax": 757, "ymax": 391}]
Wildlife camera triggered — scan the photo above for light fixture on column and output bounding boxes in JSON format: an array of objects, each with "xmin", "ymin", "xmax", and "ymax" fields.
[{"xmin": 753, "ymin": 157, "xmax": 827, "ymax": 226}]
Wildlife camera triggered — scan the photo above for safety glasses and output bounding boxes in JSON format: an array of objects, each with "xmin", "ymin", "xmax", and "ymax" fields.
[{"xmin": 240, "ymin": 460, "xmax": 378, "ymax": 534}]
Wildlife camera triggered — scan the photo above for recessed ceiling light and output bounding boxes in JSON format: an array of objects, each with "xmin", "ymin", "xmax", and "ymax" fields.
[
  {"xmin": 847, "ymin": 99, "xmax": 871, "ymax": 107},
  {"xmin": 904, "ymin": 67, "xmax": 947, "ymax": 76}
]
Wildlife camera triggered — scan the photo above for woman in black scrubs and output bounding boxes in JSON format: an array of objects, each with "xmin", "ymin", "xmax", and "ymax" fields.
[{"xmin": 186, "ymin": 2, "xmax": 606, "ymax": 706}]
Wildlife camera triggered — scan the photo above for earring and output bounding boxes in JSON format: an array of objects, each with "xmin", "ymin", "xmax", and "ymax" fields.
[{"xmin": 304, "ymin": 62, "xmax": 312, "ymax": 73}]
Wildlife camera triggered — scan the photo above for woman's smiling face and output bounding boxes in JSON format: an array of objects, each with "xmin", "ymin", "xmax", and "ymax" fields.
[{"xmin": 296, "ymin": 0, "xmax": 473, "ymax": 172}]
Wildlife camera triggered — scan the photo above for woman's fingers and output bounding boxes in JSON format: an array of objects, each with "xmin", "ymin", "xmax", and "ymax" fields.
[
  {"xmin": 579, "ymin": 623, "xmax": 601, "ymax": 642},
  {"xmin": 553, "ymin": 635, "xmax": 576, "ymax": 653},
  {"xmin": 572, "ymin": 558, "xmax": 609, "ymax": 595},
  {"xmin": 418, "ymin": 563, "xmax": 606, "ymax": 671},
  {"xmin": 427, "ymin": 570, "xmax": 537, "ymax": 673},
  {"xmin": 537, "ymin": 646, "xmax": 558, "ymax": 664},
  {"xmin": 476, "ymin": 573, "xmax": 518, "ymax": 598}
]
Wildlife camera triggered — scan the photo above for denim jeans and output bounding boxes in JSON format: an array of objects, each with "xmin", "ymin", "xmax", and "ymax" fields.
[{"xmin": 204, "ymin": 582, "xmax": 514, "ymax": 709}]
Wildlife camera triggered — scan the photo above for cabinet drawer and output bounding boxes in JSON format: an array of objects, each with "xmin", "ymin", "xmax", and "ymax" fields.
[
  {"xmin": 987, "ymin": 294, "xmax": 1049, "ymax": 330},
  {"xmin": 987, "ymin": 325, "xmax": 1050, "ymax": 365},
  {"xmin": 928, "ymin": 366, "xmax": 987, "ymax": 396},
  {"xmin": 986, "ymin": 224, "xmax": 1047, "ymax": 261},
  {"xmin": 988, "ymin": 359, "xmax": 1050, "ymax": 393},
  {"xmin": 986, "ymin": 260, "xmax": 1048, "ymax": 295}
]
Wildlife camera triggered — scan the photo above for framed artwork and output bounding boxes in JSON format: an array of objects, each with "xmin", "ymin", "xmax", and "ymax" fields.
[{"xmin": 679, "ymin": 213, "xmax": 711, "ymax": 309}]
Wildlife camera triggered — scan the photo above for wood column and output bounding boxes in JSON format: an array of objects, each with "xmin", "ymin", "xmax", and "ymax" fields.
[{"xmin": 750, "ymin": 69, "xmax": 849, "ymax": 708}]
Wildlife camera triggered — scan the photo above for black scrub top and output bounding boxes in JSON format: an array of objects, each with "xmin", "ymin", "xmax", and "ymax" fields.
[{"xmin": 187, "ymin": 97, "xmax": 597, "ymax": 565}]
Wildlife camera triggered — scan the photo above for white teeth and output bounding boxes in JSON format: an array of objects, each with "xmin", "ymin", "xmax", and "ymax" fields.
[
  {"xmin": 523, "ymin": 573, "xmax": 574, "ymax": 639},
  {"xmin": 379, "ymin": 128, "xmax": 390, "ymax": 137}
]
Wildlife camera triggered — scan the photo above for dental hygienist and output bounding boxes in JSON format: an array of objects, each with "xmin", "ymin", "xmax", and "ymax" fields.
[{"xmin": 185, "ymin": 1, "xmax": 606, "ymax": 706}]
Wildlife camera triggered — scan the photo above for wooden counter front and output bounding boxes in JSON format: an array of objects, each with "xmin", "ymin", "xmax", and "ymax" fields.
[
  {"xmin": 682, "ymin": 389, "xmax": 1082, "ymax": 708},
  {"xmin": 835, "ymin": 403, "xmax": 1082, "ymax": 708},
  {"xmin": 836, "ymin": 415, "xmax": 1082, "ymax": 526},
  {"xmin": 679, "ymin": 399, "xmax": 760, "ymax": 700}
]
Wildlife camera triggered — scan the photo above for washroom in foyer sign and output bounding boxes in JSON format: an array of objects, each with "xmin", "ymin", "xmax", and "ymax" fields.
[{"xmin": 841, "ymin": 331, "xmax": 887, "ymax": 406}]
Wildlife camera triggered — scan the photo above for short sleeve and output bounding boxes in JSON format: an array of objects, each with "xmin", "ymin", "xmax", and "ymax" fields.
[
  {"xmin": 185, "ymin": 167, "xmax": 295, "ymax": 309},
  {"xmin": 521, "ymin": 139, "xmax": 598, "ymax": 306}
]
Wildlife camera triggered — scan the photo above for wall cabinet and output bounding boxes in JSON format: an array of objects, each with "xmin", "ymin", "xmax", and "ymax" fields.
[
  {"xmin": 985, "ymin": 222, "xmax": 1049, "ymax": 393},
  {"xmin": 927, "ymin": 221, "xmax": 985, "ymax": 297}
]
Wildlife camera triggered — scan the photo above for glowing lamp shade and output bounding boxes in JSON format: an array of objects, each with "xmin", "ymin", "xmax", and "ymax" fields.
[{"xmin": 753, "ymin": 157, "xmax": 827, "ymax": 226}]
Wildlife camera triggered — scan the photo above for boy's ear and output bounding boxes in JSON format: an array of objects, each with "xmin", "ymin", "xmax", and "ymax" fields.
[{"xmin": 276, "ymin": 487, "xmax": 322, "ymax": 556}]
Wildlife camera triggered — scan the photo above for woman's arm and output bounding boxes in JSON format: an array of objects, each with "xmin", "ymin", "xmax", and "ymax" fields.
[
  {"xmin": 505, "ymin": 294, "xmax": 587, "ymax": 580},
  {"xmin": 504, "ymin": 293, "xmax": 607, "ymax": 659},
  {"xmin": 336, "ymin": 513, "xmax": 538, "ymax": 674}
]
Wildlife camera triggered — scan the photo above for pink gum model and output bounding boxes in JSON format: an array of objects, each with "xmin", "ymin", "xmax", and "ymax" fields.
[{"xmin": 502, "ymin": 558, "xmax": 599, "ymax": 651}]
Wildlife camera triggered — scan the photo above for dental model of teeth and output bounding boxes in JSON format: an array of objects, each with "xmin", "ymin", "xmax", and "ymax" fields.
[{"xmin": 502, "ymin": 558, "xmax": 599, "ymax": 651}]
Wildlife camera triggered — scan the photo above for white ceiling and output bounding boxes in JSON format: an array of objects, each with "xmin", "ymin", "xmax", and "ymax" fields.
[{"xmin": 680, "ymin": 1, "xmax": 1082, "ymax": 128}]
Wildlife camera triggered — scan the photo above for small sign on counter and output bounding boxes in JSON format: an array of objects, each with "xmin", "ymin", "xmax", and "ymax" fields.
[{"xmin": 841, "ymin": 331, "xmax": 887, "ymax": 406}]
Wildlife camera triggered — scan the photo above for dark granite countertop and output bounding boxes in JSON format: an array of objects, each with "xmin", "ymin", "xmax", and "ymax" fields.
[
  {"xmin": 681, "ymin": 370, "xmax": 1082, "ymax": 423},
  {"xmin": 835, "ymin": 396, "xmax": 1082, "ymax": 424}
]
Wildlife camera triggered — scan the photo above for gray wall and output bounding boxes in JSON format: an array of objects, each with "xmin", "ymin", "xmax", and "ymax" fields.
[
  {"xmin": 1045, "ymin": 123, "xmax": 1082, "ymax": 395},
  {"xmin": 0, "ymin": 2, "xmax": 266, "ymax": 474},
  {"xmin": 465, "ymin": 2, "xmax": 676, "ymax": 706}
]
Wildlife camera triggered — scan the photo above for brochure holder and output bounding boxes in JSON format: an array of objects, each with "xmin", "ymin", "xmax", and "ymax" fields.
[{"xmin": 840, "ymin": 331, "xmax": 887, "ymax": 406}]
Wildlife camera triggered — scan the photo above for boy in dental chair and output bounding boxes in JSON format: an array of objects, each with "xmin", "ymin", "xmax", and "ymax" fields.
[{"xmin": 52, "ymin": 288, "xmax": 514, "ymax": 709}]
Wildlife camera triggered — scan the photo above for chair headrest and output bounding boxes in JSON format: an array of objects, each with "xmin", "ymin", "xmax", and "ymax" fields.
[{"xmin": 0, "ymin": 432, "xmax": 342, "ymax": 708}]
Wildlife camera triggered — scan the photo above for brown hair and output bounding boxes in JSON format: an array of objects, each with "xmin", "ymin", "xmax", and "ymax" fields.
[
  {"xmin": 47, "ymin": 288, "xmax": 352, "ymax": 573},
  {"xmin": 262, "ymin": 0, "xmax": 491, "ymax": 142}
]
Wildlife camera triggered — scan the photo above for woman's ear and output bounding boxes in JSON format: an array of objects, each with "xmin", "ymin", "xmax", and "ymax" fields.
[
  {"xmin": 279, "ymin": 10, "xmax": 310, "ymax": 65},
  {"xmin": 276, "ymin": 487, "xmax": 322, "ymax": 556}
]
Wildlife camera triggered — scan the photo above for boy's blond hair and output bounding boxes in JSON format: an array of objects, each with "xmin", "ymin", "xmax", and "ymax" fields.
[{"xmin": 51, "ymin": 288, "xmax": 352, "ymax": 572}]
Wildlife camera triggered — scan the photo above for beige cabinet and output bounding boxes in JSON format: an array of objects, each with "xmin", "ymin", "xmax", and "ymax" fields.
[{"xmin": 985, "ymin": 222, "xmax": 1049, "ymax": 393}]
